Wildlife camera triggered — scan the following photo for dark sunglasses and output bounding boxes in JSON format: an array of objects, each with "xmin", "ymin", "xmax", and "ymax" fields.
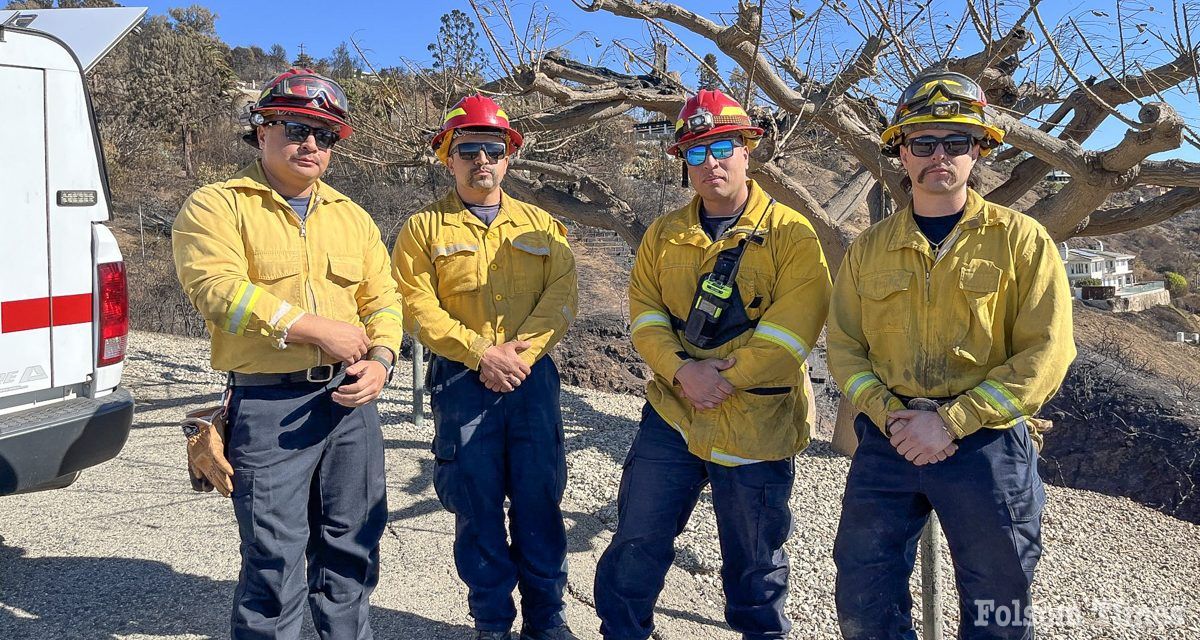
[
  {"xmin": 905, "ymin": 134, "xmax": 979, "ymax": 158},
  {"xmin": 266, "ymin": 120, "xmax": 340, "ymax": 150},
  {"xmin": 452, "ymin": 141, "xmax": 508, "ymax": 163},
  {"xmin": 683, "ymin": 138, "xmax": 744, "ymax": 166}
]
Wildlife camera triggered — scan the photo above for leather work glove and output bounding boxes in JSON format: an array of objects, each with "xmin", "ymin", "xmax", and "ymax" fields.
[{"xmin": 183, "ymin": 406, "xmax": 234, "ymax": 497}]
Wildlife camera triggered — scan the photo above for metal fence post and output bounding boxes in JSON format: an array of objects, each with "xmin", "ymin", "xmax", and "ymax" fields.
[
  {"xmin": 411, "ymin": 340, "xmax": 425, "ymax": 428},
  {"xmin": 920, "ymin": 513, "xmax": 944, "ymax": 640}
]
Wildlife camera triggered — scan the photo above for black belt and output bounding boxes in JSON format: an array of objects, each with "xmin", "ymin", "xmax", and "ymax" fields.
[
  {"xmin": 228, "ymin": 363, "xmax": 346, "ymax": 387},
  {"xmin": 894, "ymin": 394, "xmax": 955, "ymax": 407}
]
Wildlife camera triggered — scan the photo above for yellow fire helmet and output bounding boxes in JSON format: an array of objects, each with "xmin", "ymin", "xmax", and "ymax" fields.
[{"xmin": 881, "ymin": 71, "xmax": 1005, "ymax": 156}]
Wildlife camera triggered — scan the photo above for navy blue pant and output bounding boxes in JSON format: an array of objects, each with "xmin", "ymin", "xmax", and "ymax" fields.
[
  {"xmin": 834, "ymin": 414, "xmax": 1045, "ymax": 640},
  {"xmin": 226, "ymin": 374, "xmax": 387, "ymax": 640},
  {"xmin": 594, "ymin": 404, "xmax": 794, "ymax": 640},
  {"xmin": 428, "ymin": 355, "xmax": 568, "ymax": 633}
]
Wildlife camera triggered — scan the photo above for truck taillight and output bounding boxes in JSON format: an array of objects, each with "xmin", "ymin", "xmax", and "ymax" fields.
[{"xmin": 97, "ymin": 261, "xmax": 128, "ymax": 367}]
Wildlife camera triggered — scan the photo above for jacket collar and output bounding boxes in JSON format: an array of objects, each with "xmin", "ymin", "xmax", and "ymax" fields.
[
  {"xmin": 886, "ymin": 188, "xmax": 1001, "ymax": 254},
  {"xmin": 223, "ymin": 160, "xmax": 351, "ymax": 207},
  {"xmin": 663, "ymin": 180, "xmax": 774, "ymax": 249},
  {"xmin": 439, "ymin": 188, "xmax": 526, "ymax": 230}
]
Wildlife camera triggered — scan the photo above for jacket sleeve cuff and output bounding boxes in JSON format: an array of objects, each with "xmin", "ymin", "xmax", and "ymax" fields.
[
  {"xmin": 723, "ymin": 364, "xmax": 754, "ymax": 390},
  {"xmin": 466, "ymin": 334, "xmax": 492, "ymax": 371},
  {"xmin": 369, "ymin": 342, "xmax": 399, "ymax": 361},
  {"xmin": 518, "ymin": 345, "xmax": 543, "ymax": 367},
  {"xmin": 272, "ymin": 310, "xmax": 306, "ymax": 350},
  {"xmin": 939, "ymin": 400, "xmax": 982, "ymax": 440},
  {"xmin": 869, "ymin": 394, "xmax": 906, "ymax": 436},
  {"xmin": 659, "ymin": 351, "xmax": 691, "ymax": 386}
]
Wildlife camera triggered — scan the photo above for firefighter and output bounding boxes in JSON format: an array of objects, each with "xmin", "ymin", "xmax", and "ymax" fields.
[
  {"xmin": 593, "ymin": 90, "xmax": 832, "ymax": 640},
  {"xmin": 393, "ymin": 95, "xmax": 579, "ymax": 640},
  {"xmin": 172, "ymin": 68, "xmax": 402, "ymax": 640},
  {"xmin": 827, "ymin": 71, "xmax": 1076, "ymax": 639}
]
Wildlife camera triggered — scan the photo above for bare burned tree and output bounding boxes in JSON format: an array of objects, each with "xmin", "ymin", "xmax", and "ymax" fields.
[{"xmin": 342, "ymin": 0, "xmax": 1200, "ymax": 270}]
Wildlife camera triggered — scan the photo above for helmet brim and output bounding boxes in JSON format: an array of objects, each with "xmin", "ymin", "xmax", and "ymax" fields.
[
  {"xmin": 667, "ymin": 124, "xmax": 764, "ymax": 156},
  {"xmin": 881, "ymin": 114, "xmax": 1003, "ymax": 148},
  {"xmin": 431, "ymin": 126, "xmax": 523, "ymax": 165}
]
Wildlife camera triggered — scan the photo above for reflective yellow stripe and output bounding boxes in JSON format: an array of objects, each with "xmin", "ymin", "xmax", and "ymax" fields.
[
  {"xmin": 443, "ymin": 107, "xmax": 467, "ymax": 122},
  {"xmin": 365, "ymin": 307, "xmax": 403, "ymax": 323},
  {"xmin": 226, "ymin": 282, "xmax": 251, "ymax": 334},
  {"xmin": 753, "ymin": 321, "xmax": 810, "ymax": 363},
  {"xmin": 710, "ymin": 447, "xmax": 766, "ymax": 467},
  {"xmin": 718, "ymin": 106, "xmax": 748, "ymax": 117},
  {"xmin": 844, "ymin": 371, "xmax": 883, "ymax": 404},
  {"xmin": 971, "ymin": 380, "xmax": 1026, "ymax": 420},
  {"xmin": 234, "ymin": 286, "xmax": 263, "ymax": 335},
  {"xmin": 631, "ymin": 310, "xmax": 671, "ymax": 333}
]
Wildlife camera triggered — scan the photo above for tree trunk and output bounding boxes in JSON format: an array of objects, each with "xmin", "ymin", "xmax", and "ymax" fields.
[{"xmin": 181, "ymin": 125, "xmax": 194, "ymax": 178}]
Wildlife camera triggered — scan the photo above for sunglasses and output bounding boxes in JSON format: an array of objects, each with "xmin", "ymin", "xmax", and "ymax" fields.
[
  {"xmin": 905, "ymin": 134, "xmax": 979, "ymax": 158},
  {"xmin": 266, "ymin": 120, "xmax": 340, "ymax": 150},
  {"xmin": 683, "ymin": 138, "xmax": 744, "ymax": 166},
  {"xmin": 452, "ymin": 141, "xmax": 508, "ymax": 163}
]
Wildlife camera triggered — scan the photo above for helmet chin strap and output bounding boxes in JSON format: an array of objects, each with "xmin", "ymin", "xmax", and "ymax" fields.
[{"xmin": 681, "ymin": 162, "xmax": 689, "ymax": 188}]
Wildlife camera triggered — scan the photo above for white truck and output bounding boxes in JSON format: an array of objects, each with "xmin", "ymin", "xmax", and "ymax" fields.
[{"xmin": 0, "ymin": 7, "xmax": 145, "ymax": 495}]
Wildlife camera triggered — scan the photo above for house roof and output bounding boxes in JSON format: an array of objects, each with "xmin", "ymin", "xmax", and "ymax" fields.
[{"xmin": 1065, "ymin": 248, "xmax": 1135, "ymax": 262}]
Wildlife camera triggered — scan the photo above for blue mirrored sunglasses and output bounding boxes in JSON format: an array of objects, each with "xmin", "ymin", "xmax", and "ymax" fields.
[{"xmin": 684, "ymin": 138, "xmax": 744, "ymax": 166}]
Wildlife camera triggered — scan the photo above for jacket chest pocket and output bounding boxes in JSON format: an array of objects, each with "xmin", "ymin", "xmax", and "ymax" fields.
[
  {"xmin": 327, "ymin": 255, "xmax": 363, "ymax": 288},
  {"xmin": 433, "ymin": 243, "xmax": 481, "ymax": 298},
  {"xmin": 508, "ymin": 235, "xmax": 549, "ymax": 294},
  {"xmin": 659, "ymin": 260, "xmax": 702, "ymax": 321},
  {"xmin": 739, "ymin": 250, "xmax": 775, "ymax": 318},
  {"xmin": 953, "ymin": 260, "xmax": 1003, "ymax": 364},
  {"xmin": 858, "ymin": 269, "xmax": 913, "ymax": 335},
  {"xmin": 326, "ymin": 255, "xmax": 363, "ymax": 312},
  {"xmin": 249, "ymin": 251, "xmax": 304, "ymax": 305}
]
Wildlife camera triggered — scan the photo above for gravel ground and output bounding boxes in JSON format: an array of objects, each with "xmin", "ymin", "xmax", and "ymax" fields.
[{"xmin": 2, "ymin": 330, "xmax": 1199, "ymax": 639}]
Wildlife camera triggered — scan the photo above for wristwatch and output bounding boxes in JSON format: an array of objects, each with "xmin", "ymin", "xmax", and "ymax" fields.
[{"xmin": 369, "ymin": 352, "xmax": 395, "ymax": 384}]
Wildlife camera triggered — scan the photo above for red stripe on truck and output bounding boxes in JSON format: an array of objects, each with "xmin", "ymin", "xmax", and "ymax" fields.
[
  {"xmin": 1, "ymin": 293, "xmax": 93, "ymax": 332},
  {"xmin": 52, "ymin": 293, "xmax": 93, "ymax": 325},
  {"xmin": 0, "ymin": 298, "xmax": 49, "ymax": 332}
]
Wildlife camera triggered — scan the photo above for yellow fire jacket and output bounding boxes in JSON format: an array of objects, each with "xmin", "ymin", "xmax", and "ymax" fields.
[
  {"xmin": 827, "ymin": 188, "xmax": 1075, "ymax": 442},
  {"xmin": 630, "ymin": 180, "xmax": 832, "ymax": 464},
  {"xmin": 172, "ymin": 160, "xmax": 403, "ymax": 373},
  {"xmin": 393, "ymin": 190, "xmax": 577, "ymax": 369}
]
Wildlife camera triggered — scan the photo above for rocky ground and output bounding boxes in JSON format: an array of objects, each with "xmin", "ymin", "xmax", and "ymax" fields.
[{"xmin": 3, "ymin": 331, "xmax": 1200, "ymax": 639}]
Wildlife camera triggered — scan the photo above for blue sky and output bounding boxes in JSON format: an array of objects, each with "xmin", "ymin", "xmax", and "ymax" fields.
[{"xmin": 130, "ymin": 0, "xmax": 1198, "ymax": 161}]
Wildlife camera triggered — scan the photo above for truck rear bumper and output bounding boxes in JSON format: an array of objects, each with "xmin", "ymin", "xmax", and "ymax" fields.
[{"xmin": 0, "ymin": 386, "xmax": 134, "ymax": 495}]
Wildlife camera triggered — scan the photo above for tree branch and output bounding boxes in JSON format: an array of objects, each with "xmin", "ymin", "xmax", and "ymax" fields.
[
  {"xmin": 507, "ymin": 158, "xmax": 647, "ymax": 246},
  {"xmin": 1137, "ymin": 158, "xmax": 1200, "ymax": 188},
  {"xmin": 1076, "ymin": 187, "xmax": 1200, "ymax": 236},
  {"xmin": 748, "ymin": 159, "xmax": 850, "ymax": 270},
  {"xmin": 824, "ymin": 167, "xmax": 875, "ymax": 223},
  {"xmin": 1032, "ymin": 102, "xmax": 1185, "ymax": 238}
]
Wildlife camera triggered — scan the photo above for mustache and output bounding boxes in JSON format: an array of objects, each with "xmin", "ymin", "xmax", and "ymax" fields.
[{"xmin": 918, "ymin": 164, "xmax": 957, "ymax": 183}]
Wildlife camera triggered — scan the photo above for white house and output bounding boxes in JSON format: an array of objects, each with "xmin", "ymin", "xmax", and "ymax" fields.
[{"xmin": 1060, "ymin": 241, "xmax": 1135, "ymax": 288}]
